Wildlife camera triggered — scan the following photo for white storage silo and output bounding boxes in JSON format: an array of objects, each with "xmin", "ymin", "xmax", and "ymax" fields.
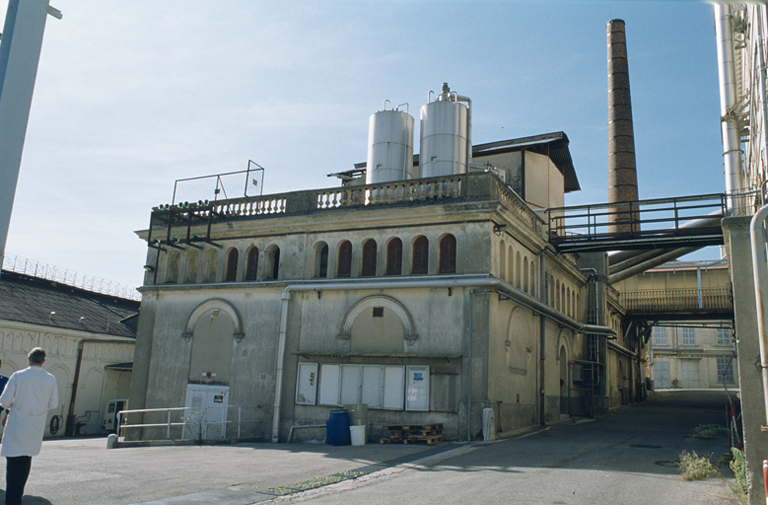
[
  {"xmin": 365, "ymin": 106, "xmax": 415, "ymax": 184},
  {"xmin": 419, "ymin": 83, "xmax": 471, "ymax": 178}
]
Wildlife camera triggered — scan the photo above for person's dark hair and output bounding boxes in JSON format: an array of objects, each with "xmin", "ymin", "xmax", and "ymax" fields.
[{"xmin": 28, "ymin": 347, "xmax": 46, "ymax": 364}]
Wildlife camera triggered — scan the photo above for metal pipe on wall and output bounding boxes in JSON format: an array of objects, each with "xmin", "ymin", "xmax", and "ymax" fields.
[
  {"xmin": 714, "ymin": 3, "xmax": 747, "ymax": 214},
  {"xmin": 749, "ymin": 204, "xmax": 768, "ymax": 428}
]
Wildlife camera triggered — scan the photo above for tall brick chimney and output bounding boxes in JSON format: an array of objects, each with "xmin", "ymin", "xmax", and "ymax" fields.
[{"xmin": 607, "ymin": 19, "xmax": 639, "ymax": 233}]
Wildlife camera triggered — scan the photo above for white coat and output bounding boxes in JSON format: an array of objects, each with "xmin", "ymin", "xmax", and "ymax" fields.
[{"xmin": 0, "ymin": 366, "xmax": 58, "ymax": 457}]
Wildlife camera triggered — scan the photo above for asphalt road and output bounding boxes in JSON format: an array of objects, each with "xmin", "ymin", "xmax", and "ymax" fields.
[
  {"xmin": 265, "ymin": 390, "xmax": 739, "ymax": 505},
  {"xmin": 1, "ymin": 390, "xmax": 739, "ymax": 505}
]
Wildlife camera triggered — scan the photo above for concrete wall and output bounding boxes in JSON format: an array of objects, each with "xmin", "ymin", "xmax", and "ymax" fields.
[{"xmin": 0, "ymin": 322, "xmax": 134, "ymax": 436}]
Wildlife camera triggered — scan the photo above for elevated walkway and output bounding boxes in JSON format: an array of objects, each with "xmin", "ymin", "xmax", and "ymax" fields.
[
  {"xmin": 619, "ymin": 288, "xmax": 733, "ymax": 322},
  {"xmin": 547, "ymin": 193, "xmax": 725, "ymax": 253}
]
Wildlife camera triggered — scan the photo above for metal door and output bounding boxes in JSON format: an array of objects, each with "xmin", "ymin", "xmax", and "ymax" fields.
[{"xmin": 183, "ymin": 384, "xmax": 230, "ymax": 440}]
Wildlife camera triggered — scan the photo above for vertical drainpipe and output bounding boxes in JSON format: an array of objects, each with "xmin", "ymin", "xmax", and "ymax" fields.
[
  {"xmin": 271, "ymin": 290, "xmax": 292, "ymax": 443},
  {"xmin": 714, "ymin": 3, "xmax": 747, "ymax": 214},
  {"xmin": 749, "ymin": 205, "xmax": 768, "ymax": 427},
  {"xmin": 539, "ymin": 255, "xmax": 547, "ymax": 425}
]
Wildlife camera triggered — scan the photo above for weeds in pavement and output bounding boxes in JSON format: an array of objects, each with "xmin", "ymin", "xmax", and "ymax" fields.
[
  {"xmin": 677, "ymin": 450, "xmax": 719, "ymax": 481},
  {"xmin": 686, "ymin": 424, "xmax": 727, "ymax": 442}
]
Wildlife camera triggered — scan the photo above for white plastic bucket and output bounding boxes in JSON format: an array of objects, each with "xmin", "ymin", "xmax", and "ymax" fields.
[{"xmin": 349, "ymin": 425, "xmax": 366, "ymax": 446}]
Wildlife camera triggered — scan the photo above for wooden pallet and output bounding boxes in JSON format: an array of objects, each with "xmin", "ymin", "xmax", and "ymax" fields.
[{"xmin": 379, "ymin": 423, "xmax": 443, "ymax": 445}]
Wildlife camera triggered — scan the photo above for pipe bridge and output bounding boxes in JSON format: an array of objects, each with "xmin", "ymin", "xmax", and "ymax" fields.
[{"xmin": 547, "ymin": 193, "xmax": 726, "ymax": 253}]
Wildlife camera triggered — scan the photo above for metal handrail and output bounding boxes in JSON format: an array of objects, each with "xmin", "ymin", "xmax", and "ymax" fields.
[{"xmin": 117, "ymin": 404, "xmax": 262, "ymax": 442}]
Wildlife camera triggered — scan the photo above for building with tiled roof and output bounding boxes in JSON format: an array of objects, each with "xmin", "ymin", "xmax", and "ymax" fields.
[{"xmin": 0, "ymin": 270, "xmax": 140, "ymax": 436}]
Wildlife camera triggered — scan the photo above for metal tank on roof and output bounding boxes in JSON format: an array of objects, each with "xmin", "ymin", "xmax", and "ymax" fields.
[
  {"xmin": 419, "ymin": 83, "xmax": 472, "ymax": 178},
  {"xmin": 365, "ymin": 102, "xmax": 415, "ymax": 184}
]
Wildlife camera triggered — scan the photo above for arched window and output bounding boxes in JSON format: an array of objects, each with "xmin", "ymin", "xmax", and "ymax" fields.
[
  {"xmin": 245, "ymin": 247, "xmax": 259, "ymax": 281},
  {"xmin": 386, "ymin": 238, "xmax": 403, "ymax": 276},
  {"xmin": 412, "ymin": 236, "xmax": 429, "ymax": 275},
  {"xmin": 225, "ymin": 248, "xmax": 239, "ymax": 282},
  {"xmin": 315, "ymin": 243, "xmax": 328, "ymax": 278},
  {"xmin": 566, "ymin": 288, "xmax": 571, "ymax": 317},
  {"xmin": 530, "ymin": 261, "xmax": 536, "ymax": 298},
  {"xmin": 267, "ymin": 246, "xmax": 280, "ymax": 280},
  {"xmin": 185, "ymin": 250, "xmax": 199, "ymax": 283},
  {"xmin": 556, "ymin": 279, "xmax": 561, "ymax": 311},
  {"xmin": 439, "ymin": 234, "xmax": 456, "ymax": 274},
  {"xmin": 523, "ymin": 256, "xmax": 529, "ymax": 293},
  {"xmin": 499, "ymin": 242, "xmax": 506, "ymax": 280},
  {"xmin": 549, "ymin": 275, "xmax": 555, "ymax": 307},
  {"xmin": 515, "ymin": 252, "xmax": 522, "ymax": 289},
  {"xmin": 337, "ymin": 241, "xmax": 352, "ymax": 278},
  {"xmin": 361, "ymin": 239, "xmax": 377, "ymax": 277},
  {"xmin": 561, "ymin": 284, "xmax": 565, "ymax": 313},
  {"xmin": 508, "ymin": 246, "xmax": 514, "ymax": 285}
]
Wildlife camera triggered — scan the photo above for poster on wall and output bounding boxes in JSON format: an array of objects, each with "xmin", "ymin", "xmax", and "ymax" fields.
[{"xmin": 405, "ymin": 365, "xmax": 429, "ymax": 411}]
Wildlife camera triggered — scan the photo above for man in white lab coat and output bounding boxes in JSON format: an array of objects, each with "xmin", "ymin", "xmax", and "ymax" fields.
[{"xmin": 0, "ymin": 348, "xmax": 58, "ymax": 505}]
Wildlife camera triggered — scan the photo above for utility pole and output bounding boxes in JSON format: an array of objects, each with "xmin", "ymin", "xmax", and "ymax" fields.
[{"xmin": 0, "ymin": 0, "xmax": 61, "ymax": 278}]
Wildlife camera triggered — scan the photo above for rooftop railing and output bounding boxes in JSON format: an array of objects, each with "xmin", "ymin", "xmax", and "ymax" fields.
[{"xmin": 149, "ymin": 172, "xmax": 546, "ymax": 245}]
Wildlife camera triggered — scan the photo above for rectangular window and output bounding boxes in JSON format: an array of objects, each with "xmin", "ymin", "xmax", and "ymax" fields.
[
  {"xmin": 717, "ymin": 328, "xmax": 731, "ymax": 346},
  {"xmin": 653, "ymin": 327, "xmax": 667, "ymax": 346},
  {"xmin": 682, "ymin": 327, "xmax": 696, "ymax": 346},
  {"xmin": 717, "ymin": 358, "xmax": 734, "ymax": 383}
]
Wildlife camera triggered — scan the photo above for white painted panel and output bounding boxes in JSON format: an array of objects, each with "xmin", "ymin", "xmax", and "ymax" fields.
[
  {"xmin": 382, "ymin": 366, "xmax": 405, "ymax": 410},
  {"xmin": 361, "ymin": 365, "xmax": 382, "ymax": 408},
  {"xmin": 295, "ymin": 362, "xmax": 318, "ymax": 405},
  {"xmin": 318, "ymin": 364, "xmax": 341, "ymax": 406},
  {"xmin": 341, "ymin": 365, "xmax": 362, "ymax": 405}
]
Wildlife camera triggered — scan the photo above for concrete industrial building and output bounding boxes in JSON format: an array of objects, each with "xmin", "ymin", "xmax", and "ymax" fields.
[{"xmin": 127, "ymin": 79, "xmax": 652, "ymax": 444}]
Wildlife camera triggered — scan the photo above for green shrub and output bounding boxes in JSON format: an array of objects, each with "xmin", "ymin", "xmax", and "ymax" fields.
[
  {"xmin": 727, "ymin": 447, "xmax": 747, "ymax": 504},
  {"xmin": 677, "ymin": 450, "xmax": 719, "ymax": 481}
]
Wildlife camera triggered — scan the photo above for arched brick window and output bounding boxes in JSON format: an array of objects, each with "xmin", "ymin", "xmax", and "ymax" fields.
[
  {"xmin": 225, "ymin": 248, "xmax": 239, "ymax": 282},
  {"xmin": 245, "ymin": 247, "xmax": 259, "ymax": 281},
  {"xmin": 338, "ymin": 241, "xmax": 352, "ymax": 278},
  {"xmin": 412, "ymin": 236, "xmax": 429, "ymax": 275},
  {"xmin": 439, "ymin": 234, "xmax": 456, "ymax": 274},
  {"xmin": 386, "ymin": 238, "xmax": 403, "ymax": 276}
]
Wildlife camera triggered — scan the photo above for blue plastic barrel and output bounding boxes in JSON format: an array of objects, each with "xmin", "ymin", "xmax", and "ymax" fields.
[{"xmin": 326, "ymin": 410, "xmax": 351, "ymax": 446}]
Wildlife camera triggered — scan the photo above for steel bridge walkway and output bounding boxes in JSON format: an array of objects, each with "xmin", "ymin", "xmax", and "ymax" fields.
[{"xmin": 547, "ymin": 193, "xmax": 726, "ymax": 253}]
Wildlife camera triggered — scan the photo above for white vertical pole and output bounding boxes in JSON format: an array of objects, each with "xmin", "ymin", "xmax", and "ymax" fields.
[{"xmin": 0, "ymin": 0, "xmax": 52, "ymax": 276}]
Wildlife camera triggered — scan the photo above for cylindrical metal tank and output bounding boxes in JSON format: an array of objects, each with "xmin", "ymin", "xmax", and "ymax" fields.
[
  {"xmin": 365, "ymin": 108, "xmax": 415, "ymax": 184},
  {"xmin": 419, "ymin": 87, "xmax": 470, "ymax": 178}
]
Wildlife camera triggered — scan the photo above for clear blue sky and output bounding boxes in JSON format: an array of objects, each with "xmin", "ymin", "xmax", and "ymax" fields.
[{"xmin": 3, "ymin": 1, "xmax": 722, "ymax": 289}]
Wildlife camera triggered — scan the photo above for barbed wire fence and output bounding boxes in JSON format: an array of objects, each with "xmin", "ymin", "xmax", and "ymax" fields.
[{"xmin": 2, "ymin": 253, "xmax": 142, "ymax": 302}]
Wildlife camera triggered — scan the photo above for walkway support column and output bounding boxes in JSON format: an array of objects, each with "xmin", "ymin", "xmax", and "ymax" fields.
[{"xmin": 723, "ymin": 215, "xmax": 768, "ymax": 505}]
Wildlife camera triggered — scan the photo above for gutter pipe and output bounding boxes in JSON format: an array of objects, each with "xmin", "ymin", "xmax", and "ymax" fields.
[
  {"xmin": 66, "ymin": 338, "xmax": 135, "ymax": 437},
  {"xmin": 270, "ymin": 274, "xmax": 615, "ymax": 442},
  {"xmin": 715, "ymin": 3, "xmax": 747, "ymax": 214},
  {"xmin": 749, "ymin": 205, "xmax": 768, "ymax": 427}
]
